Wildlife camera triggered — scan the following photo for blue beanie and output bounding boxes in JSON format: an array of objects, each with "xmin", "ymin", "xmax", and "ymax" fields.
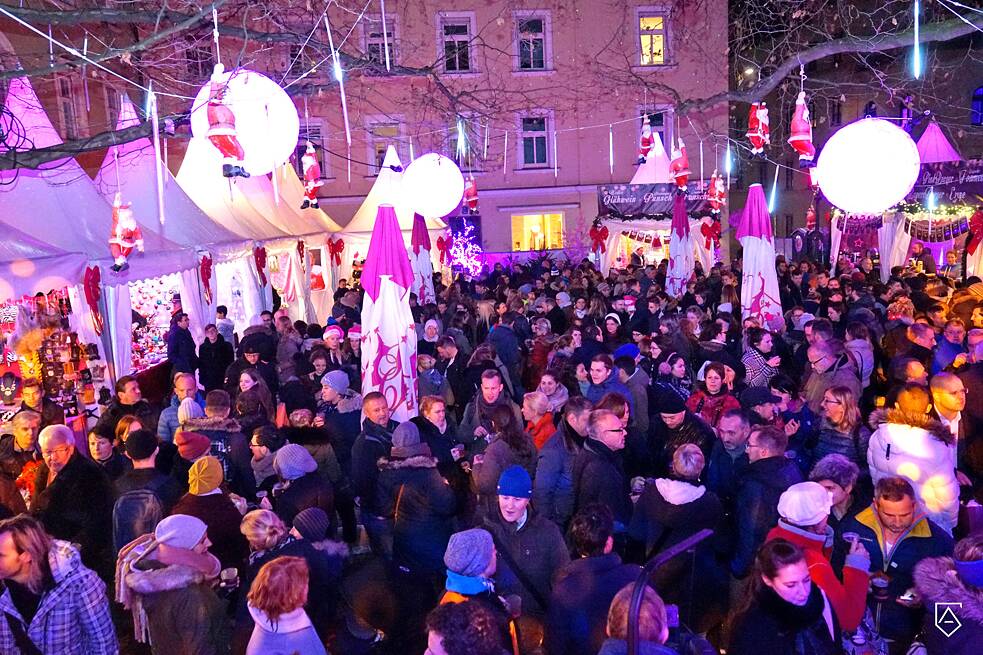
[
  {"xmin": 497, "ymin": 465, "xmax": 532, "ymax": 499},
  {"xmin": 613, "ymin": 343, "xmax": 640, "ymax": 360}
]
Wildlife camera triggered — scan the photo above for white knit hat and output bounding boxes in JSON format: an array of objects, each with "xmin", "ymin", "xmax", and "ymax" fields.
[{"xmin": 778, "ymin": 481, "xmax": 833, "ymax": 527}]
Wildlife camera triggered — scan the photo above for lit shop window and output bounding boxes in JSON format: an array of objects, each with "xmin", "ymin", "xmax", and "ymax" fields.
[{"xmin": 511, "ymin": 212, "xmax": 564, "ymax": 251}]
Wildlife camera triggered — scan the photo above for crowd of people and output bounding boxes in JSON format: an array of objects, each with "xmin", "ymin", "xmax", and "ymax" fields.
[{"xmin": 1, "ymin": 249, "xmax": 983, "ymax": 655}]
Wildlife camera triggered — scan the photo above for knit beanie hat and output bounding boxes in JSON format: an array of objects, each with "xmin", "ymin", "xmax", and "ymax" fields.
[
  {"xmin": 653, "ymin": 392, "xmax": 686, "ymax": 414},
  {"xmin": 293, "ymin": 508, "xmax": 331, "ymax": 542},
  {"xmin": 497, "ymin": 465, "xmax": 532, "ymax": 499},
  {"xmin": 273, "ymin": 443, "xmax": 318, "ymax": 481},
  {"xmin": 178, "ymin": 397, "xmax": 205, "ymax": 424},
  {"xmin": 444, "ymin": 528, "xmax": 495, "ymax": 577},
  {"xmin": 390, "ymin": 421, "xmax": 430, "ymax": 459},
  {"xmin": 321, "ymin": 370, "xmax": 349, "ymax": 394},
  {"xmin": 777, "ymin": 481, "xmax": 833, "ymax": 527},
  {"xmin": 188, "ymin": 456, "xmax": 223, "ymax": 495},
  {"xmin": 155, "ymin": 514, "xmax": 208, "ymax": 550},
  {"xmin": 175, "ymin": 430, "xmax": 211, "ymax": 461},
  {"xmin": 124, "ymin": 429, "xmax": 158, "ymax": 460},
  {"xmin": 613, "ymin": 343, "xmax": 640, "ymax": 360}
]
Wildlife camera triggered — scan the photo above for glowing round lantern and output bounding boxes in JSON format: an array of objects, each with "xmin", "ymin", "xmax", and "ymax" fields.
[
  {"xmin": 402, "ymin": 153, "xmax": 465, "ymax": 218},
  {"xmin": 815, "ymin": 118, "xmax": 920, "ymax": 215},
  {"xmin": 189, "ymin": 68, "xmax": 300, "ymax": 176}
]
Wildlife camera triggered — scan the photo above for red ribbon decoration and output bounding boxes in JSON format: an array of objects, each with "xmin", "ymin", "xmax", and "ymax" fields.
[
  {"xmin": 297, "ymin": 240, "xmax": 305, "ymax": 261},
  {"xmin": 589, "ymin": 225, "xmax": 609, "ymax": 253},
  {"xmin": 968, "ymin": 209, "xmax": 983, "ymax": 256},
  {"xmin": 82, "ymin": 265, "xmax": 104, "ymax": 336},
  {"xmin": 328, "ymin": 238, "xmax": 345, "ymax": 266},
  {"xmin": 435, "ymin": 235, "xmax": 452, "ymax": 264},
  {"xmin": 199, "ymin": 255, "xmax": 213, "ymax": 305},
  {"xmin": 701, "ymin": 221, "xmax": 721, "ymax": 249},
  {"xmin": 253, "ymin": 246, "xmax": 268, "ymax": 287}
]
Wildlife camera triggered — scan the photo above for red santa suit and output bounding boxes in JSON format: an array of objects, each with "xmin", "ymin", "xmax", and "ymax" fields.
[
  {"xmin": 110, "ymin": 192, "xmax": 144, "ymax": 271},
  {"xmin": 463, "ymin": 175, "xmax": 478, "ymax": 213},
  {"xmin": 787, "ymin": 91, "xmax": 816, "ymax": 167},
  {"xmin": 746, "ymin": 102, "xmax": 770, "ymax": 156},
  {"xmin": 637, "ymin": 116, "xmax": 654, "ymax": 164},
  {"xmin": 708, "ymin": 170, "xmax": 725, "ymax": 215},
  {"xmin": 669, "ymin": 137, "xmax": 690, "ymax": 192},
  {"xmin": 300, "ymin": 141, "xmax": 322, "ymax": 209},
  {"xmin": 206, "ymin": 63, "xmax": 248, "ymax": 178}
]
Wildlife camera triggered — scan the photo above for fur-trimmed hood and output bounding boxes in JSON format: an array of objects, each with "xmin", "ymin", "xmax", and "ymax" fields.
[
  {"xmin": 868, "ymin": 407, "xmax": 953, "ymax": 445},
  {"xmin": 126, "ymin": 562, "xmax": 206, "ymax": 595},
  {"xmin": 915, "ymin": 556, "xmax": 983, "ymax": 624},
  {"xmin": 182, "ymin": 415, "xmax": 242, "ymax": 434},
  {"xmin": 320, "ymin": 392, "xmax": 362, "ymax": 415},
  {"xmin": 376, "ymin": 454, "xmax": 438, "ymax": 471}
]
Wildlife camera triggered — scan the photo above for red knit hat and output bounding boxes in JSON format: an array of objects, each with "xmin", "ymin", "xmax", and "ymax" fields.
[{"xmin": 175, "ymin": 430, "xmax": 210, "ymax": 461}]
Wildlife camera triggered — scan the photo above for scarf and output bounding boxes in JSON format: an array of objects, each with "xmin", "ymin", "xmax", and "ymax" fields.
[
  {"xmin": 445, "ymin": 569, "xmax": 495, "ymax": 595},
  {"xmin": 537, "ymin": 381, "xmax": 569, "ymax": 412},
  {"xmin": 476, "ymin": 392, "xmax": 512, "ymax": 428}
]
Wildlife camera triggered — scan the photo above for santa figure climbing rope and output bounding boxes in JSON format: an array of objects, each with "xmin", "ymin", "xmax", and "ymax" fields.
[
  {"xmin": 300, "ymin": 142, "xmax": 323, "ymax": 209},
  {"xmin": 787, "ymin": 91, "xmax": 816, "ymax": 168},
  {"xmin": 110, "ymin": 192, "xmax": 144, "ymax": 272},
  {"xmin": 206, "ymin": 63, "xmax": 249, "ymax": 179},
  {"xmin": 746, "ymin": 102, "xmax": 770, "ymax": 157},
  {"xmin": 637, "ymin": 115, "xmax": 655, "ymax": 164}
]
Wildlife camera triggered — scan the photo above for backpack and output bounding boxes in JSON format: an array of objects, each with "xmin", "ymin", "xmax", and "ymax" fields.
[{"xmin": 113, "ymin": 489, "xmax": 164, "ymax": 553}]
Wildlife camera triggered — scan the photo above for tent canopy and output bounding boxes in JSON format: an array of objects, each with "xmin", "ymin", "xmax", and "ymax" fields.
[
  {"xmin": 0, "ymin": 76, "xmax": 196, "ymax": 282},
  {"xmin": 93, "ymin": 96, "xmax": 248, "ymax": 253},
  {"xmin": 630, "ymin": 132, "xmax": 671, "ymax": 185},
  {"xmin": 345, "ymin": 146, "xmax": 446, "ymax": 233},
  {"xmin": 273, "ymin": 163, "xmax": 342, "ymax": 237},
  {"xmin": 916, "ymin": 121, "xmax": 962, "ymax": 164}
]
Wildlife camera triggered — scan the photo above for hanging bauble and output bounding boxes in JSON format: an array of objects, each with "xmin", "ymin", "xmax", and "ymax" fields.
[
  {"xmin": 815, "ymin": 118, "xmax": 920, "ymax": 215},
  {"xmin": 189, "ymin": 65, "xmax": 300, "ymax": 177},
  {"xmin": 402, "ymin": 153, "xmax": 465, "ymax": 218}
]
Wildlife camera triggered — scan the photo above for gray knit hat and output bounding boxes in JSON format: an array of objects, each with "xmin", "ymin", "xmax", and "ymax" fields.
[
  {"xmin": 273, "ymin": 443, "xmax": 318, "ymax": 481},
  {"xmin": 444, "ymin": 528, "xmax": 494, "ymax": 577},
  {"xmin": 321, "ymin": 370, "xmax": 349, "ymax": 394},
  {"xmin": 293, "ymin": 508, "xmax": 331, "ymax": 541},
  {"xmin": 390, "ymin": 421, "xmax": 430, "ymax": 459}
]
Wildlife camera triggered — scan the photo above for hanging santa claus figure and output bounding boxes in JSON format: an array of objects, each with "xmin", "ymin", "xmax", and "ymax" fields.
[
  {"xmin": 300, "ymin": 141, "xmax": 323, "ymax": 209},
  {"xmin": 708, "ymin": 170, "xmax": 726, "ymax": 215},
  {"xmin": 787, "ymin": 91, "xmax": 816, "ymax": 168},
  {"xmin": 110, "ymin": 192, "xmax": 145, "ymax": 272},
  {"xmin": 206, "ymin": 63, "xmax": 249, "ymax": 179},
  {"xmin": 669, "ymin": 136, "xmax": 690, "ymax": 193},
  {"xmin": 463, "ymin": 174, "xmax": 478, "ymax": 214},
  {"xmin": 746, "ymin": 102, "xmax": 770, "ymax": 158},
  {"xmin": 637, "ymin": 115, "xmax": 655, "ymax": 165}
]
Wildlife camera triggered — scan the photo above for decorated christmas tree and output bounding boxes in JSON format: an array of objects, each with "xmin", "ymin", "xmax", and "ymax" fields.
[{"xmin": 449, "ymin": 220, "xmax": 483, "ymax": 277}]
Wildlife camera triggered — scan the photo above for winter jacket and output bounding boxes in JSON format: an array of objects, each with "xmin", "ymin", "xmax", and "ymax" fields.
[
  {"xmin": 280, "ymin": 426, "xmax": 345, "ymax": 487},
  {"xmin": 572, "ymin": 438, "xmax": 631, "ymax": 529},
  {"xmin": 844, "ymin": 339, "xmax": 875, "ymax": 388},
  {"xmin": 125, "ymin": 559, "xmax": 226, "ymax": 655},
  {"xmin": 867, "ymin": 407, "xmax": 959, "ymax": 534},
  {"xmin": 351, "ymin": 418, "xmax": 397, "ymax": 516},
  {"xmin": 411, "ymin": 415, "xmax": 460, "ymax": 467},
  {"xmin": 649, "ymin": 412, "xmax": 716, "ymax": 477},
  {"xmin": 275, "ymin": 332, "xmax": 303, "ymax": 385},
  {"xmin": 832, "ymin": 506, "xmax": 953, "ymax": 646},
  {"xmin": 596, "ymin": 639, "xmax": 680, "ymax": 655},
  {"xmin": 224, "ymin": 357, "xmax": 279, "ymax": 398},
  {"xmin": 533, "ymin": 420, "xmax": 584, "ymax": 526},
  {"xmin": 167, "ymin": 326, "xmax": 199, "ymax": 373},
  {"xmin": 246, "ymin": 606, "xmax": 326, "ymax": 655},
  {"xmin": 742, "ymin": 347, "xmax": 779, "ymax": 387},
  {"xmin": 157, "ymin": 394, "xmax": 204, "ymax": 443},
  {"xmin": 376, "ymin": 454, "xmax": 457, "ymax": 575},
  {"xmin": 473, "ymin": 433, "xmax": 537, "ymax": 517},
  {"xmin": 730, "ymin": 455, "xmax": 804, "ymax": 578},
  {"xmin": 487, "ymin": 323, "xmax": 521, "ymax": 375},
  {"xmin": 19, "ymin": 397, "xmax": 65, "ymax": 429},
  {"xmin": 483, "ymin": 509, "xmax": 570, "ymax": 618},
  {"xmin": 198, "ymin": 335, "xmax": 234, "ymax": 392},
  {"xmin": 180, "ymin": 416, "xmax": 256, "ymax": 500},
  {"xmin": 32, "ymin": 451, "xmax": 114, "ymax": 573},
  {"xmin": 526, "ymin": 412, "xmax": 556, "ymax": 450},
  {"xmin": 94, "ymin": 398, "xmax": 156, "ymax": 438},
  {"xmin": 812, "ymin": 418, "xmax": 870, "ymax": 470},
  {"xmin": 585, "ymin": 370, "xmax": 634, "ymax": 415},
  {"xmin": 318, "ymin": 391, "xmax": 363, "ymax": 476},
  {"xmin": 686, "ymin": 388, "xmax": 741, "ymax": 428},
  {"xmin": 766, "ymin": 520, "xmax": 869, "ymax": 632},
  {"xmin": 459, "ymin": 396, "xmax": 523, "ymax": 454},
  {"xmin": 705, "ymin": 439, "xmax": 749, "ymax": 509},
  {"xmin": 114, "ymin": 467, "xmax": 182, "ymax": 515},
  {"xmin": 623, "ymin": 369, "xmax": 651, "ymax": 434},
  {"xmin": 170, "ymin": 492, "xmax": 250, "ymax": 571},
  {"xmin": 237, "ymin": 328, "xmax": 276, "ymax": 362},
  {"xmin": 0, "ymin": 540, "xmax": 117, "ymax": 655},
  {"xmin": 544, "ymin": 553, "xmax": 642, "ymax": 655},
  {"xmin": 728, "ymin": 584, "xmax": 839, "ymax": 655},
  {"xmin": 802, "ymin": 354, "xmax": 860, "ymax": 414},
  {"xmin": 914, "ymin": 555, "xmax": 983, "ymax": 655},
  {"xmin": 274, "ymin": 471, "xmax": 335, "ymax": 527}
]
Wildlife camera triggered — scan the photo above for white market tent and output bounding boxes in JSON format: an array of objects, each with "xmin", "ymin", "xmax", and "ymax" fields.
[
  {"xmin": 630, "ymin": 132, "xmax": 672, "ymax": 185},
  {"xmin": 916, "ymin": 121, "xmax": 962, "ymax": 164}
]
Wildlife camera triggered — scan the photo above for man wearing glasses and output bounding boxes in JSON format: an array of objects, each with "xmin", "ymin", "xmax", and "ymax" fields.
[
  {"xmin": 30, "ymin": 425, "xmax": 114, "ymax": 573},
  {"xmin": 572, "ymin": 410, "xmax": 631, "ymax": 534},
  {"xmin": 802, "ymin": 342, "xmax": 860, "ymax": 413}
]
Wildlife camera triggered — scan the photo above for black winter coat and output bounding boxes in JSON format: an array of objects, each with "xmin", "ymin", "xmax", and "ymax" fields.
[
  {"xmin": 94, "ymin": 399, "xmax": 156, "ymax": 439},
  {"xmin": 198, "ymin": 335, "xmax": 234, "ymax": 392},
  {"xmin": 351, "ymin": 419, "xmax": 397, "ymax": 516},
  {"xmin": 544, "ymin": 554, "xmax": 641, "ymax": 655},
  {"xmin": 19, "ymin": 398, "xmax": 65, "ymax": 429},
  {"xmin": 572, "ymin": 438, "xmax": 631, "ymax": 528},
  {"xmin": 649, "ymin": 412, "xmax": 716, "ymax": 477},
  {"xmin": 730, "ymin": 456, "xmax": 804, "ymax": 578},
  {"xmin": 729, "ymin": 584, "xmax": 839, "ymax": 655},
  {"xmin": 376, "ymin": 454, "xmax": 457, "ymax": 576},
  {"xmin": 273, "ymin": 471, "xmax": 334, "ymax": 527},
  {"xmin": 318, "ymin": 392, "xmax": 363, "ymax": 476},
  {"xmin": 224, "ymin": 357, "xmax": 279, "ymax": 397},
  {"xmin": 915, "ymin": 555, "xmax": 983, "ymax": 655},
  {"xmin": 167, "ymin": 326, "xmax": 199, "ymax": 373}
]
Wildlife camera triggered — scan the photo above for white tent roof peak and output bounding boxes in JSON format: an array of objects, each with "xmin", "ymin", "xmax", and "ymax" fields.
[
  {"xmin": 115, "ymin": 93, "xmax": 141, "ymax": 129},
  {"xmin": 0, "ymin": 76, "xmax": 63, "ymax": 152},
  {"xmin": 916, "ymin": 121, "xmax": 962, "ymax": 164},
  {"xmin": 630, "ymin": 132, "xmax": 671, "ymax": 185}
]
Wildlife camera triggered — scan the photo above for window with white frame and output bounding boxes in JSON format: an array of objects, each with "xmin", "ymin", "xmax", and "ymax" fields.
[
  {"xmin": 440, "ymin": 14, "xmax": 474, "ymax": 72},
  {"xmin": 56, "ymin": 77, "xmax": 80, "ymax": 141},
  {"xmin": 520, "ymin": 115, "xmax": 550, "ymax": 167},
  {"xmin": 367, "ymin": 121, "xmax": 401, "ymax": 173},
  {"xmin": 294, "ymin": 121, "xmax": 328, "ymax": 178},
  {"xmin": 637, "ymin": 9, "xmax": 668, "ymax": 66},
  {"xmin": 511, "ymin": 212, "xmax": 564, "ymax": 250},
  {"xmin": 363, "ymin": 15, "xmax": 397, "ymax": 66},
  {"xmin": 516, "ymin": 13, "xmax": 549, "ymax": 71}
]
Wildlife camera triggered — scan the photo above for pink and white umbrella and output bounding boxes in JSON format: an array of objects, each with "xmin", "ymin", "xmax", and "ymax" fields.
[
  {"xmin": 736, "ymin": 184, "xmax": 782, "ymax": 322},
  {"xmin": 410, "ymin": 213, "xmax": 436, "ymax": 305},
  {"xmin": 360, "ymin": 204, "xmax": 418, "ymax": 421},
  {"xmin": 665, "ymin": 194, "xmax": 693, "ymax": 298}
]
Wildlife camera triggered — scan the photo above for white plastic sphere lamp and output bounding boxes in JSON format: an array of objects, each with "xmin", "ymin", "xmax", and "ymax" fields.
[
  {"xmin": 402, "ymin": 153, "xmax": 466, "ymax": 218},
  {"xmin": 190, "ymin": 67, "xmax": 300, "ymax": 176},
  {"xmin": 815, "ymin": 118, "xmax": 920, "ymax": 215}
]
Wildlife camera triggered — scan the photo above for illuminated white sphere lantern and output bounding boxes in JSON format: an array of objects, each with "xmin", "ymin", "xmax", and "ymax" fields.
[
  {"xmin": 402, "ymin": 153, "xmax": 465, "ymax": 218},
  {"xmin": 190, "ymin": 68, "xmax": 300, "ymax": 176},
  {"xmin": 815, "ymin": 118, "xmax": 920, "ymax": 215}
]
